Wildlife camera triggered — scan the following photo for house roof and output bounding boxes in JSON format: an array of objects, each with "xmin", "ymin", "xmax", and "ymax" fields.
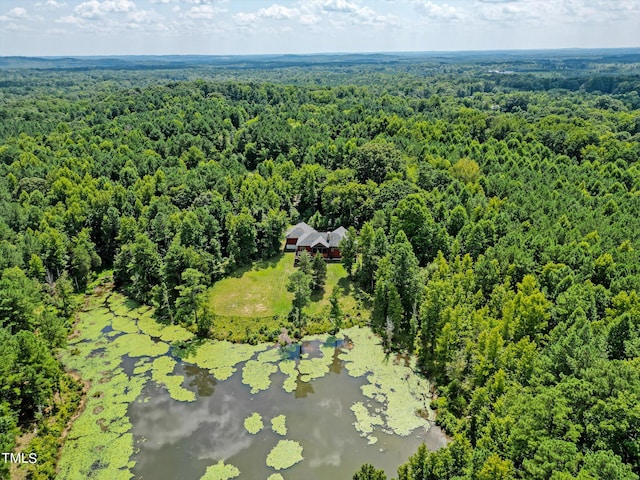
[
  {"xmin": 329, "ymin": 226, "xmax": 347, "ymax": 247},
  {"xmin": 286, "ymin": 222, "xmax": 314, "ymax": 239},
  {"xmin": 295, "ymin": 225, "xmax": 347, "ymax": 248},
  {"xmin": 297, "ymin": 231, "xmax": 326, "ymax": 248},
  {"xmin": 311, "ymin": 237, "xmax": 330, "ymax": 248}
]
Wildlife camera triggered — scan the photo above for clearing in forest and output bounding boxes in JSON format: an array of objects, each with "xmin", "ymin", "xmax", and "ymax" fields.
[{"xmin": 207, "ymin": 253, "xmax": 355, "ymax": 318}]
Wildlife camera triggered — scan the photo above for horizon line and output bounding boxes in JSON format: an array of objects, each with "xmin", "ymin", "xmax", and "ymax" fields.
[{"xmin": 3, "ymin": 46, "xmax": 640, "ymax": 60}]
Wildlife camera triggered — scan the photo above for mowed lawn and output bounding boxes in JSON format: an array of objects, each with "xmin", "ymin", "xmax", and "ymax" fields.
[{"xmin": 207, "ymin": 253, "xmax": 354, "ymax": 318}]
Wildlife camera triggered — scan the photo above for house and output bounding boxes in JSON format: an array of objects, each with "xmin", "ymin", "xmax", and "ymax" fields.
[
  {"xmin": 285, "ymin": 222, "xmax": 315, "ymax": 250},
  {"xmin": 285, "ymin": 222, "xmax": 347, "ymax": 261}
]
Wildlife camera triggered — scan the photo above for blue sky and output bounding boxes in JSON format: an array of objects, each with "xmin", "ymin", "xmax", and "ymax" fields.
[{"xmin": 1, "ymin": 0, "xmax": 639, "ymax": 56}]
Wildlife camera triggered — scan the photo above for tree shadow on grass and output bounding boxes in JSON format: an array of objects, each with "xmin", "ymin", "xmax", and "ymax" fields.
[
  {"xmin": 310, "ymin": 287, "xmax": 326, "ymax": 303},
  {"xmin": 337, "ymin": 277, "xmax": 353, "ymax": 295},
  {"xmin": 229, "ymin": 262, "xmax": 256, "ymax": 279},
  {"xmin": 228, "ymin": 253, "xmax": 289, "ymax": 278},
  {"xmin": 252, "ymin": 254, "xmax": 286, "ymax": 270}
]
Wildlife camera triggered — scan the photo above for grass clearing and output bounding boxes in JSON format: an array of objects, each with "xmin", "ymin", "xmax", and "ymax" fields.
[
  {"xmin": 207, "ymin": 253, "xmax": 363, "ymax": 341},
  {"xmin": 208, "ymin": 254, "xmax": 295, "ymax": 318},
  {"xmin": 208, "ymin": 253, "xmax": 356, "ymax": 317}
]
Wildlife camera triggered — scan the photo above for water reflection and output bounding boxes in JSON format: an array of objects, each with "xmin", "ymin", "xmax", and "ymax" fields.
[
  {"xmin": 132, "ymin": 385, "xmax": 251, "ymax": 460},
  {"xmin": 184, "ymin": 364, "xmax": 216, "ymax": 397},
  {"xmin": 424, "ymin": 421, "xmax": 449, "ymax": 451},
  {"xmin": 329, "ymin": 348, "xmax": 343, "ymax": 374},
  {"xmin": 120, "ymin": 354, "xmax": 137, "ymax": 376},
  {"xmin": 294, "ymin": 373, "xmax": 315, "ymax": 398},
  {"xmin": 128, "ymin": 341, "xmax": 444, "ymax": 480},
  {"xmin": 129, "ymin": 370, "xmax": 256, "ymax": 479}
]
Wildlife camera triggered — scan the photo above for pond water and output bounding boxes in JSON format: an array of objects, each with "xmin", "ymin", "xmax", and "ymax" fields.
[
  {"xmin": 128, "ymin": 340, "xmax": 445, "ymax": 479},
  {"xmin": 58, "ymin": 291, "xmax": 448, "ymax": 480}
]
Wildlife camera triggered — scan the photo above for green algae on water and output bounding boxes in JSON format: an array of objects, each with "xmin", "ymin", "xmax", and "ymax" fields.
[
  {"xmin": 184, "ymin": 341, "xmax": 266, "ymax": 381},
  {"xmin": 75, "ymin": 306, "xmax": 112, "ymax": 341},
  {"xmin": 63, "ymin": 286, "xmax": 432, "ymax": 479},
  {"xmin": 200, "ymin": 460, "xmax": 240, "ymax": 480},
  {"xmin": 59, "ymin": 292, "xmax": 167, "ymax": 479},
  {"xmin": 111, "ymin": 313, "xmax": 139, "ymax": 334},
  {"xmin": 257, "ymin": 347, "xmax": 283, "ymax": 363},
  {"xmin": 242, "ymin": 360, "xmax": 278, "ymax": 394},
  {"xmin": 57, "ymin": 363, "xmax": 143, "ymax": 479},
  {"xmin": 339, "ymin": 326, "xmax": 431, "ymax": 437},
  {"xmin": 150, "ymin": 356, "xmax": 195, "ymax": 402},
  {"xmin": 138, "ymin": 315, "xmax": 193, "ymax": 342},
  {"xmin": 350, "ymin": 402, "xmax": 383, "ymax": 435},
  {"xmin": 110, "ymin": 332, "xmax": 170, "ymax": 358},
  {"xmin": 158, "ymin": 324, "xmax": 194, "ymax": 343},
  {"xmin": 108, "ymin": 299, "xmax": 133, "ymax": 318},
  {"xmin": 57, "ymin": 431, "xmax": 135, "ymax": 480},
  {"xmin": 266, "ymin": 440, "xmax": 304, "ymax": 471},
  {"xmin": 137, "ymin": 314, "xmax": 167, "ymax": 338},
  {"xmin": 271, "ymin": 415, "xmax": 287, "ymax": 436},
  {"xmin": 339, "ymin": 327, "xmax": 380, "ymax": 377},
  {"xmin": 244, "ymin": 412, "xmax": 264, "ymax": 434},
  {"xmin": 133, "ymin": 358, "xmax": 153, "ymax": 375},
  {"xmin": 279, "ymin": 360, "xmax": 298, "ymax": 393},
  {"xmin": 297, "ymin": 357, "xmax": 330, "ymax": 382}
]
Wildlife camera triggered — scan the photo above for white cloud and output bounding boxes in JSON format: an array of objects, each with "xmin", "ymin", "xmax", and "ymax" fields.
[
  {"xmin": 470, "ymin": 0, "xmax": 640, "ymax": 24},
  {"xmin": 352, "ymin": 5, "xmax": 395, "ymax": 26},
  {"xmin": 7, "ymin": 0, "xmax": 639, "ymax": 54},
  {"xmin": 2, "ymin": 22, "xmax": 29, "ymax": 30},
  {"xmin": 56, "ymin": 0, "xmax": 166, "ymax": 32},
  {"xmin": 56, "ymin": 14, "xmax": 83, "ymax": 24},
  {"xmin": 234, "ymin": 3, "xmax": 301, "ymax": 25},
  {"xmin": 560, "ymin": 0, "xmax": 640, "ymax": 21},
  {"xmin": 232, "ymin": 0, "xmax": 397, "ymax": 29},
  {"xmin": 183, "ymin": 4, "xmax": 218, "ymax": 19},
  {"xmin": 0, "ymin": 7, "xmax": 28, "ymax": 21},
  {"xmin": 127, "ymin": 9, "xmax": 152, "ymax": 22},
  {"xmin": 313, "ymin": 0, "xmax": 360, "ymax": 14},
  {"xmin": 308, "ymin": 0, "xmax": 397, "ymax": 27},
  {"xmin": 46, "ymin": 0, "xmax": 67, "ymax": 8},
  {"xmin": 74, "ymin": 0, "xmax": 136, "ymax": 19},
  {"xmin": 233, "ymin": 11, "xmax": 256, "ymax": 24},
  {"xmin": 183, "ymin": 0, "xmax": 225, "ymax": 4},
  {"xmin": 299, "ymin": 13, "xmax": 319, "ymax": 25},
  {"xmin": 413, "ymin": 1, "xmax": 465, "ymax": 21},
  {"xmin": 259, "ymin": 4, "xmax": 300, "ymax": 20},
  {"xmin": 473, "ymin": 0, "xmax": 537, "ymax": 23}
]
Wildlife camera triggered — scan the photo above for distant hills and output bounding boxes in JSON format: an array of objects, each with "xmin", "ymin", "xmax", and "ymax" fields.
[{"xmin": 1, "ymin": 48, "xmax": 640, "ymax": 71}]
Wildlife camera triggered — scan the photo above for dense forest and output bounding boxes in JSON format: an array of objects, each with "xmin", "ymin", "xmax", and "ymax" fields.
[{"xmin": 1, "ymin": 51, "xmax": 639, "ymax": 479}]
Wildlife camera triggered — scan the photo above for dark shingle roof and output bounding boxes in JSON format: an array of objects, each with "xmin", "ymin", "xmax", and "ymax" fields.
[
  {"xmin": 297, "ymin": 231, "xmax": 327, "ymax": 248},
  {"xmin": 287, "ymin": 222, "xmax": 347, "ymax": 249},
  {"xmin": 329, "ymin": 226, "xmax": 347, "ymax": 247},
  {"xmin": 286, "ymin": 222, "xmax": 314, "ymax": 239}
]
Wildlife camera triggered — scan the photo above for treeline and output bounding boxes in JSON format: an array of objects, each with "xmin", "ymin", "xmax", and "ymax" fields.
[{"xmin": 0, "ymin": 64, "xmax": 639, "ymax": 479}]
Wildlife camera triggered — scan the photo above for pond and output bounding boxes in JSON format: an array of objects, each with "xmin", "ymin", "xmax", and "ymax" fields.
[{"xmin": 58, "ymin": 291, "xmax": 447, "ymax": 480}]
